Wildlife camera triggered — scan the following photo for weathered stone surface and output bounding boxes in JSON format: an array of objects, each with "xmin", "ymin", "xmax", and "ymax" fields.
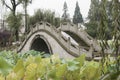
[{"xmin": 18, "ymin": 22, "xmax": 101, "ymax": 58}]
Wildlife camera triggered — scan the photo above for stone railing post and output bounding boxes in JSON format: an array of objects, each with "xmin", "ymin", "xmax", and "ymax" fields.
[
  {"xmin": 67, "ymin": 37, "xmax": 71, "ymax": 51},
  {"xmin": 37, "ymin": 23, "xmax": 39, "ymax": 30},
  {"xmin": 87, "ymin": 44, "xmax": 93, "ymax": 59},
  {"xmin": 51, "ymin": 25, "xmax": 53, "ymax": 32},
  {"xmin": 68, "ymin": 23, "xmax": 70, "ymax": 31},
  {"xmin": 74, "ymin": 24, "xmax": 78, "ymax": 34},
  {"xmin": 60, "ymin": 23, "xmax": 62, "ymax": 30},
  {"xmin": 31, "ymin": 26, "xmax": 33, "ymax": 33},
  {"xmin": 58, "ymin": 29, "xmax": 61, "ymax": 40},
  {"xmin": 44, "ymin": 22, "xmax": 45, "ymax": 29}
]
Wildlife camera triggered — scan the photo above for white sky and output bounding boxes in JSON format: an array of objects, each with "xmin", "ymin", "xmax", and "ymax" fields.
[
  {"xmin": 0, "ymin": 0, "xmax": 91, "ymax": 19},
  {"xmin": 27, "ymin": 0, "xmax": 91, "ymax": 19}
]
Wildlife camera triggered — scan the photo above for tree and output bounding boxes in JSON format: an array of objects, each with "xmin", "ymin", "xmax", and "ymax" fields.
[
  {"xmin": 98, "ymin": 0, "xmax": 109, "ymax": 52},
  {"xmin": 28, "ymin": 9, "xmax": 60, "ymax": 28},
  {"xmin": 62, "ymin": 1, "xmax": 70, "ymax": 22},
  {"xmin": 85, "ymin": 0, "xmax": 100, "ymax": 38},
  {"xmin": 85, "ymin": 22, "xmax": 98, "ymax": 38},
  {"xmin": 22, "ymin": 0, "xmax": 32, "ymax": 33},
  {"xmin": 88, "ymin": 0, "xmax": 100, "ymax": 21},
  {"xmin": 98, "ymin": 0, "xmax": 120, "ymax": 72},
  {"xmin": 73, "ymin": 1, "xmax": 83, "ymax": 24},
  {"xmin": 86, "ymin": 0, "xmax": 112, "ymax": 39},
  {"xmin": 1, "ymin": 0, "xmax": 22, "ymax": 41},
  {"xmin": 106, "ymin": 0, "xmax": 113, "ymax": 39},
  {"xmin": 111, "ymin": 0, "xmax": 120, "ymax": 71},
  {"xmin": 7, "ymin": 12, "xmax": 22, "ymax": 31},
  {"xmin": 6, "ymin": 12, "xmax": 22, "ymax": 41}
]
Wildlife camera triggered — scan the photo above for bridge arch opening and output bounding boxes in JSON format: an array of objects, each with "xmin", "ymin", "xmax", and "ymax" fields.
[{"xmin": 30, "ymin": 35, "xmax": 52, "ymax": 54}]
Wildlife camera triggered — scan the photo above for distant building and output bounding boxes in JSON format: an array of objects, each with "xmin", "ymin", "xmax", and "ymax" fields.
[
  {"xmin": 0, "ymin": 16, "xmax": 25, "ymax": 36},
  {"xmin": 0, "ymin": 19, "xmax": 3, "ymax": 29},
  {"xmin": 0, "ymin": 19, "xmax": 9, "ymax": 30},
  {"xmin": 0, "ymin": 28, "xmax": 12, "ymax": 47},
  {"xmin": 0, "ymin": 19, "xmax": 11, "ymax": 47}
]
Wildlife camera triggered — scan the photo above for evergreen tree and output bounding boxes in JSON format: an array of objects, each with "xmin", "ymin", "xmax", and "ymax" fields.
[
  {"xmin": 73, "ymin": 1, "xmax": 83, "ymax": 24},
  {"xmin": 98, "ymin": 0, "xmax": 108, "ymax": 48},
  {"xmin": 85, "ymin": 0, "xmax": 100, "ymax": 38},
  {"xmin": 106, "ymin": 0, "xmax": 113, "ymax": 31},
  {"xmin": 86, "ymin": 0, "xmax": 112, "ymax": 39},
  {"xmin": 88, "ymin": 0, "xmax": 100, "ymax": 21},
  {"xmin": 62, "ymin": 1, "xmax": 70, "ymax": 22},
  {"xmin": 112, "ymin": 0, "xmax": 120, "ymax": 71}
]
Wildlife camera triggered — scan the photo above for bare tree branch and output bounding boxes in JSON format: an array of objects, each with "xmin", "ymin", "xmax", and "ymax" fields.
[
  {"xmin": 3, "ymin": 0, "xmax": 13, "ymax": 11},
  {"xmin": 11, "ymin": 0, "xmax": 14, "ymax": 6},
  {"xmin": 16, "ymin": 1, "xmax": 21, "ymax": 6}
]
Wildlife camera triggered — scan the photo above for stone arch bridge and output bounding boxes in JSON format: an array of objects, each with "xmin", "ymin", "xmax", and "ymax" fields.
[{"xmin": 18, "ymin": 22, "xmax": 101, "ymax": 59}]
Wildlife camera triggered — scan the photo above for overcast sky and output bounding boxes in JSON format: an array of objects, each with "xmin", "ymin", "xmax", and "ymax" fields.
[
  {"xmin": 0, "ymin": 0, "xmax": 91, "ymax": 19},
  {"xmin": 27, "ymin": 0, "xmax": 91, "ymax": 19}
]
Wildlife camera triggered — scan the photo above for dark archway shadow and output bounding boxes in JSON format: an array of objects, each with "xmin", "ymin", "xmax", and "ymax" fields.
[{"xmin": 30, "ymin": 35, "xmax": 52, "ymax": 54}]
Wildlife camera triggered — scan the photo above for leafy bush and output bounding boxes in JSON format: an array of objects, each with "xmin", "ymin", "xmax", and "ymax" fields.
[{"xmin": 0, "ymin": 51, "xmax": 119, "ymax": 80}]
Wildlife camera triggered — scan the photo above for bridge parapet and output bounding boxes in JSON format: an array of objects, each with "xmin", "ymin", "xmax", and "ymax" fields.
[
  {"xmin": 18, "ymin": 21, "xmax": 94, "ymax": 58},
  {"xmin": 59, "ymin": 23, "xmax": 101, "ymax": 52}
]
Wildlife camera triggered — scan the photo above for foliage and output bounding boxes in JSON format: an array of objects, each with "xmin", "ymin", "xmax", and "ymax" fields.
[
  {"xmin": 7, "ymin": 13, "xmax": 22, "ymax": 30},
  {"xmin": 85, "ymin": 21, "xmax": 98, "ymax": 38},
  {"xmin": 73, "ymin": 1, "xmax": 83, "ymax": 24},
  {"xmin": 97, "ymin": 0, "xmax": 120, "ymax": 80},
  {"xmin": 0, "ymin": 57, "xmax": 13, "ymax": 76},
  {"xmin": 86, "ymin": 0, "xmax": 100, "ymax": 38},
  {"xmin": 62, "ymin": 1, "xmax": 70, "ymax": 22},
  {"xmin": 6, "ymin": 12, "xmax": 22, "ymax": 41},
  {"xmin": 19, "ymin": 50, "xmax": 51, "ymax": 59},
  {"xmin": 106, "ymin": 0, "xmax": 114, "ymax": 35},
  {"xmin": 98, "ymin": 0, "xmax": 109, "ymax": 52},
  {"xmin": 86, "ymin": 0, "xmax": 113, "ymax": 39},
  {"xmin": 2, "ymin": 0, "xmax": 23, "ymax": 41},
  {"xmin": 21, "ymin": 0, "xmax": 32, "ymax": 33},
  {"xmin": 100, "ymin": 55, "xmax": 120, "ymax": 80},
  {"xmin": 88, "ymin": 0, "xmax": 100, "ymax": 21},
  {"xmin": 111, "ymin": 0, "xmax": 120, "ymax": 72},
  {"xmin": 0, "ymin": 51, "xmax": 19, "ymax": 65},
  {"xmin": 0, "ymin": 51, "xmax": 119, "ymax": 80},
  {"xmin": 28, "ymin": 9, "xmax": 60, "ymax": 29}
]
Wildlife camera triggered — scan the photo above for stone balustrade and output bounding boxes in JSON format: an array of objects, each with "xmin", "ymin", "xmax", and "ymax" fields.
[{"xmin": 18, "ymin": 22, "xmax": 98, "ymax": 58}]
